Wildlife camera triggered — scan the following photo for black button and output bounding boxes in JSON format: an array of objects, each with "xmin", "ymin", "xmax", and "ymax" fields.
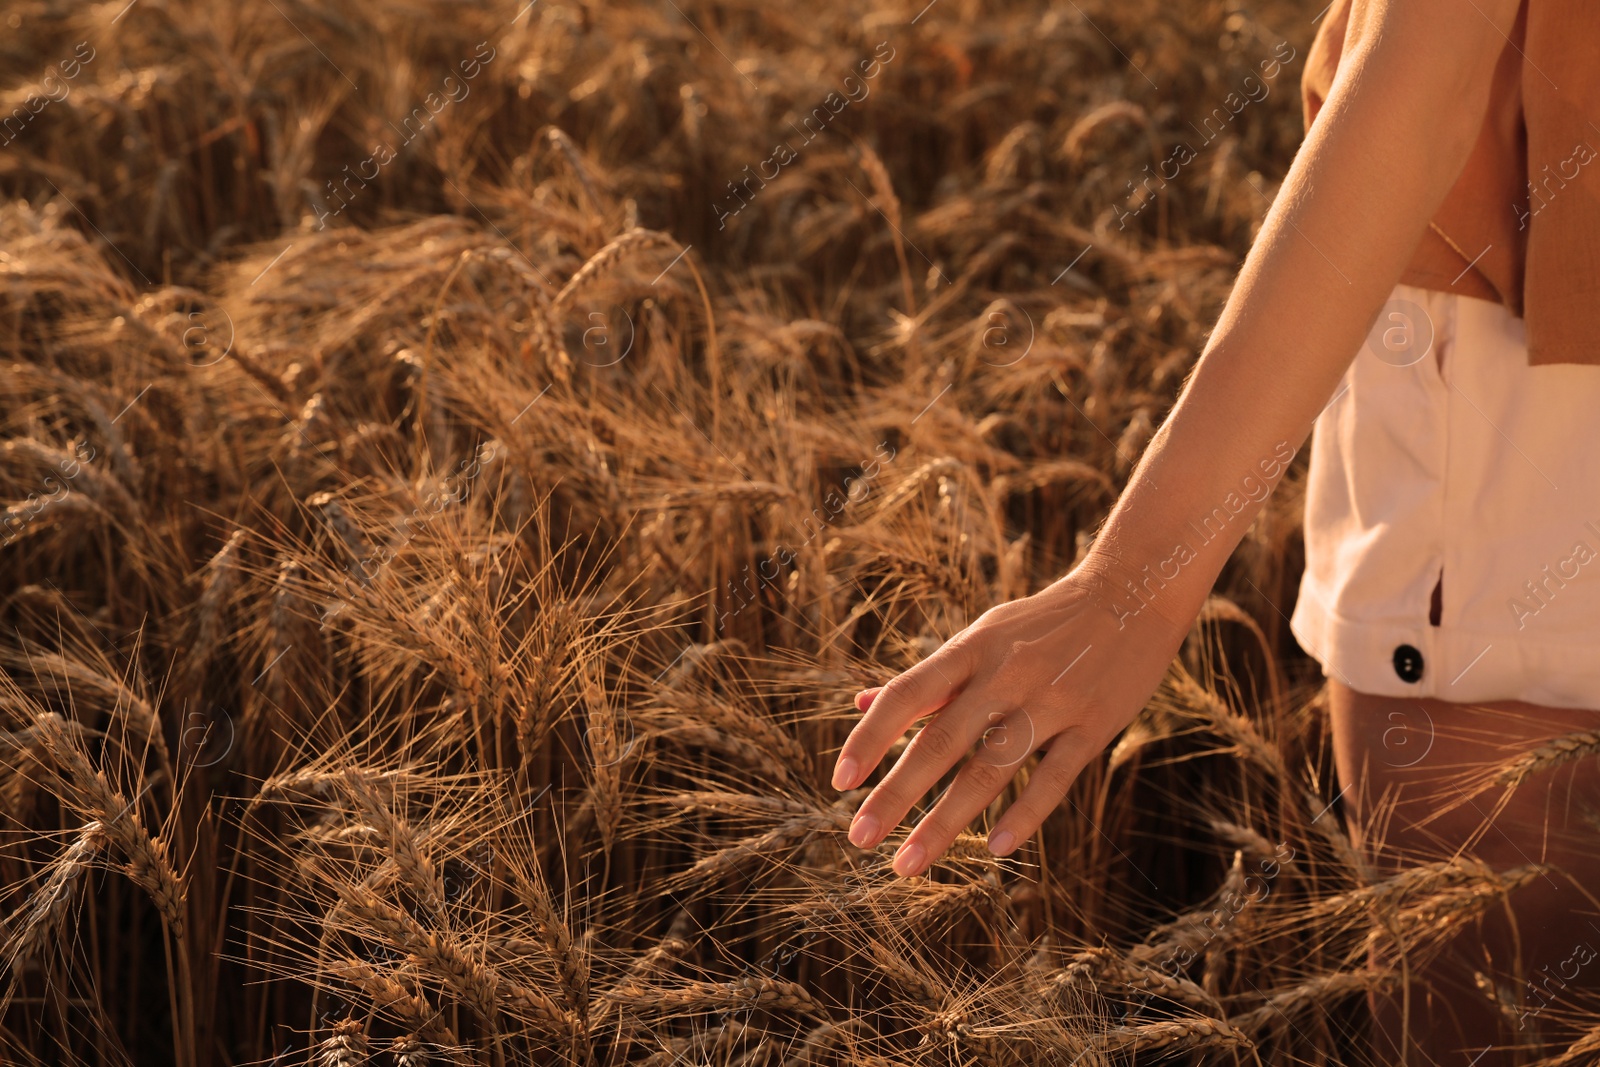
[{"xmin": 1392, "ymin": 644, "xmax": 1424, "ymax": 683}]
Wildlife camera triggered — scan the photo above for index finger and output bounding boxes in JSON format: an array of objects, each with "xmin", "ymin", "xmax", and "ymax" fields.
[{"xmin": 832, "ymin": 647, "xmax": 971, "ymax": 791}]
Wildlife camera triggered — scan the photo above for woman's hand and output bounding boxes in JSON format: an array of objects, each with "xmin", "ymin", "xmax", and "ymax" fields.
[{"xmin": 831, "ymin": 559, "xmax": 1192, "ymax": 876}]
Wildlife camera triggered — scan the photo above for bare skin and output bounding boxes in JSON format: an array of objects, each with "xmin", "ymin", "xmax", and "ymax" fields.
[{"xmin": 1332, "ymin": 683, "xmax": 1600, "ymax": 1066}]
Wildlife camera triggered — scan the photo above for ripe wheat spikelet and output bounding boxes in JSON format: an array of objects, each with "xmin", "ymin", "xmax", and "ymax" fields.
[
  {"xmin": 610, "ymin": 976, "xmax": 827, "ymax": 1018},
  {"xmin": 0, "ymin": 439, "xmax": 139, "ymax": 523},
  {"xmin": 991, "ymin": 459, "xmax": 1116, "ymax": 501},
  {"xmin": 546, "ymin": 126, "xmax": 603, "ymax": 212},
  {"xmin": 1, "ymin": 492, "xmax": 104, "ymax": 547},
  {"xmin": 1099, "ymin": 956, "xmax": 1220, "ymax": 1013},
  {"xmin": 1, "ymin": 823, "xmax": 108, "ymax": 973},
  {"xmin": 860, "ymin": 940, "xmax": 947, "ymax": 1010},
  {"xmin": 181, "ymin": 528, "xmax": 246, "ymax": 692},
  {"xmin": 662, "ymin": 791, "xmax": 818, "ymax": 819},
  {"xmin": 663, "ymin": 479, "xmax": 799, "ymax": 508},
  {"xmin": 604, "ymin": 925, "xmax": 693, "ymax": 1002},
  {"xmin": 1090, "ymin": 1015, "xmax": 1253, "ymax": 1054},
  {"xmin": 855, "ymin": 144, "xmax": 901, "ymax": 235},
  {"xmin": 388, "ymin": 1035, "xmax": 433, "ymax": 1067},
  {"xmin": 779, "ymin": 1019, "xmax": 874, "ymax": 1067},
  {"xmin": 339, "ymin": 770, "xmax": 448, "ymax": 919},
  {"xmin": 325, "ymin": 958, "xmax": 458, "ymax": 1046},
  {"xmin": 553, "ymin": 229, "xmax": 679, "ymax": 313},
  {"xmin": 579, "ymin": 667, "xmax": 623, "ymax": 854},
  {"xmin": 1311, "ymin": 855, "xmax": 1501, "ymax": 922},
  {"xmin": 904, "ymin": 878, "xmax": 1008, "ymax": 929},
  {"xmin": 1384, "ymin": 863, "xmax": 1547, "ymax": 940},
  {"xmin": 31, "ymin": 712, "xmax": 186, "ymax": 939},
  {"xmin": 669, "ymin": 810, "xmax": 846, "ymax": 889},
  {"xmin": 1208, "ymin": 819, "xmax": 1285, "ymax": 869},
  {"xmin": 655, "ymin": 684, "xmax": 810, "ymax": 770},
  {"xmin": 648, "ymin": 722, "xmax": 796, "ymax": 785},
  {"xmin": 252, "ymin": 765, "xmax": 432, "ymax": 810},
  {"xmin": 1228, "ymin": 970, "xmax": 1392, "ymax": 1034},
  {"xmin": 873, "ymin": 458, "xmax": 967, "ymax": 515},
  {"xmin": 0, "ymin": 647, "xmax": 171, "ymax": 772},
  {"xmin": 1496, "ymin": 729, "xmax": 1600, "ymax": 787},
  {"xmin": 500, "ymin": 844, "xmax": 587, "ymax": 1009},
  {"xmin": 339, "ymin": 883, "xmax": 579, "ymax": 1041},
  {"xmin": 317, "ymin": 1018, "xmax": 369, "ymax": 1067},
  {"xmin": 1532, "ymin": 1023, "xmax": 1600, "ymax": 1067}
]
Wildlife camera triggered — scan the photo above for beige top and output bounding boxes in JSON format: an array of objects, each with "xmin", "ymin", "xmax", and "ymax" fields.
[{"xmin": 1303, "ymin": 0, "xmax": 1600, "ymax": 366}]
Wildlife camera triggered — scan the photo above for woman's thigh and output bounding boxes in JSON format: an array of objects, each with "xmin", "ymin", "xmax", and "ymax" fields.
[{"xmin": 1329, "ymin": 681, "xmax": 1600, "ymax": 954}]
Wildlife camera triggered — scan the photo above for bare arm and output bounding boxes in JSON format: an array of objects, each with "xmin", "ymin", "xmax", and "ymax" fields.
[{"xmin": 833, "ymin": 0, "xmax": 1523, "ymax": 877}]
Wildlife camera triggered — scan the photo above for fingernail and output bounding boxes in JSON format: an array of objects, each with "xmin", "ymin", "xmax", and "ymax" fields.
[
  {"xmin": 832, "ymin": 757, "xmax": 858, "ymax": 791},
  {"xmin": 987, "ymin": 830, "xmax": 1016, "ymax": 856},
  {"xmin": 893, "ymin": 842, "xmax": 926, "ymax": 877},
  {"xmin": 848, "ymin": 813, "xmax": 879, "ymax": 848}
]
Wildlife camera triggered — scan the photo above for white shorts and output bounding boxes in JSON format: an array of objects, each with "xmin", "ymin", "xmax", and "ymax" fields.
[{"xmin": 1290, "ymin": 283, "xmax": 1600, "ymax": 710}]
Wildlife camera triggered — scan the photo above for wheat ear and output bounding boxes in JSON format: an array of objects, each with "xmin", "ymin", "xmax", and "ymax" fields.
[
  {"xmin": 33, "ymin": 712, "xmax": 186, "ymax": 938},
  {"xmin": 1, "ymin": 823, "xmax": 108, "ymax": 971}
]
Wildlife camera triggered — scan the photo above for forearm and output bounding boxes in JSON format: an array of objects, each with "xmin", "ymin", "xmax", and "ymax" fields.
[{"xmin": 1074, "ymin": 1, "xmax": 1517, "ymax": 629}]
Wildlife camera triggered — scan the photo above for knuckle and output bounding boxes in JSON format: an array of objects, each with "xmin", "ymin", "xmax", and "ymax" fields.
[
  {"xmin": 911, "ymin": 720, "xmax": 959, "ymax": 762},
  {"xmin": 913, "ymin": 809, "xmax": 957, "ymax": 843},
  {"xmin": 1035, "ymin": 760, "xmax": 1077, "ymax": 800},
  {"xmin": 886, "ymin": 664, "xmax": 945, "ymax": 707},
  {"xmin": 1034, "ymin": 737, "xmax": 1085, "ymax": 796},
  {"xmin": 961, "ymin": 755, "xmax": 1011, "ymax": 793},
  {"xmin": 972, "ymin": 716, "xmax": 1036, "ymax": 767},
  {"xmin": 873, "ymin": 764, "xmax": 921, "ymax": 804},
  {"xmin": 922, "ymin": 796, "xmax": 978, "ymax": 841},
  {"xmin": 990, "ymin": 655, "xmax": 1030, "ymax": 691},
  {"xmin": 1007, "ymin": 814, "xmax": 1045, "ymax": 844},
  {"xmin": 874, "ymin": 676, "xmax": 912, "ymax": 711},
  {"xmin": 930, "ymin": 641, "xmax": 974, "ymax": 682}
]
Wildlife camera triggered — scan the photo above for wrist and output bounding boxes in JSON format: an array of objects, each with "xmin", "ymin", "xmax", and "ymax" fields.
[{"xmin": 1070, "ymin": 530, "xmax": 1210, "ymax": 641}]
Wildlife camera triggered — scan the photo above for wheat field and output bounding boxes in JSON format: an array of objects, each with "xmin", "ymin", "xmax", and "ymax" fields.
[{"xmin": 1, "ymin": 0, "xmax": 1596, "ymax": 1064}]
